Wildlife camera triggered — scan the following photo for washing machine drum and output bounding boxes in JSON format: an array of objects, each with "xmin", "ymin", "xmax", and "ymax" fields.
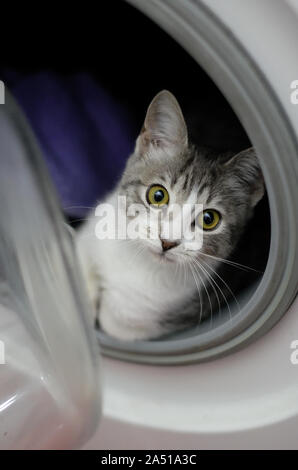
[{"xmin": 97, "ymin": 0, "xmax": 298, "ymax": 365}]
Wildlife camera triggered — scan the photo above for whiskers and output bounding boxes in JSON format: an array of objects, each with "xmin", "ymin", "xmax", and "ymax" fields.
[
  {"xmin": 188, "ymin": 261, "xmax": 204, "ymax": 324},
  {"xmin": 199, "ymin": 252, "xmax": 263, "ymax": 274},
  {"xmin": 67, "ymin": 217, "xmax": 90, "ymax": 224},
  {"xmin": 64, "ymin": 205, "xmax": 95, "ymax": 225},
  {"xmin": 64, "ymin": 205, "xmax": 94, "ymax": 211},
  {"xmin": 178, "ymin": 251, "xmax": 241, "ymax": 327}
]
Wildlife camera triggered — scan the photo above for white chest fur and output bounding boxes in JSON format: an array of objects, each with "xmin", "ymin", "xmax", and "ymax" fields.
[{"xmin": 77, "ymin": 220, "xmax": 197, "ymax": 341}]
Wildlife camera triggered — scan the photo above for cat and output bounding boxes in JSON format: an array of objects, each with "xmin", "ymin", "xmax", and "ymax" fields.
[{"xmin": 76, "ymin": 90, "xmax": 264, "ymax": 341}]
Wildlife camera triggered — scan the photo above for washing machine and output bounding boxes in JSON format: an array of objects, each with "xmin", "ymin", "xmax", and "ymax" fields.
[
  {"xmin": 0, "ymin": 0, "xmax": 297, "ymax": 450},
  {"xmin": 83, "ymin": 0, "xmax": 298, "ymax": 449}
]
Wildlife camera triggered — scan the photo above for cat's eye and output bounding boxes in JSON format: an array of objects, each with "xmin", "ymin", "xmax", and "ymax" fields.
[
  {"xmin": 146, "ymin": 184, "xmax": 169, "ymax": 207},
  {"xmin": 198, "ymin": 209, "xmax": 221, "ymax": 230}
]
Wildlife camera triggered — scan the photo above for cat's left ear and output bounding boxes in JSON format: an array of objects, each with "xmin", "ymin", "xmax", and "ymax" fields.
[
  {"xmin": 136, "ymin": 90, "xmax": 188, "ymax": 157},
  {"xmin": 224, "ymin": 147, "xmax": 265, "ymax": 208}
]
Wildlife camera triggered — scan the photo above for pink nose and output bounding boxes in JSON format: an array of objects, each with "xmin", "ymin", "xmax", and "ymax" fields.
[{"xmin": 161, "ymin": 239, "xmax": 179, "ymax": 252}]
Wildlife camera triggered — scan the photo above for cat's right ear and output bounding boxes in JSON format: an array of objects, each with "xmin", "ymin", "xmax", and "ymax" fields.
[
  {"xmin": 224, "ymin": 147, "xmax": 265, "ymax": 208},
  {"xmin": 135, "ymin": 90, "xmax": 188, "ymax": 157}
]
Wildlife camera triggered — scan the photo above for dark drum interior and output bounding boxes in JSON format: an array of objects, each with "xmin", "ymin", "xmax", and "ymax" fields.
[{"xmin": 0, "ymin": 1, "xmax": 270, "ymax": 338}]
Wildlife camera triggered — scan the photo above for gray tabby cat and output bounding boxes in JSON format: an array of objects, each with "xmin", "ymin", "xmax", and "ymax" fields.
[{"xmin": 77, "ymin": 90, "xmax": 264, "ymax": 341}]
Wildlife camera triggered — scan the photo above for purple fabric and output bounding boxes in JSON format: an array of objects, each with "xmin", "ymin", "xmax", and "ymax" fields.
[{"xmin": 4, "ymin": 72, "xmax": 134, "ymax": 217}]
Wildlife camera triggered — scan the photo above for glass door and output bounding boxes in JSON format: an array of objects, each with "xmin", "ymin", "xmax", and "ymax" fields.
[{"xmin": 0, "ymin": 91, "xmax": 102, "ymax": 449}]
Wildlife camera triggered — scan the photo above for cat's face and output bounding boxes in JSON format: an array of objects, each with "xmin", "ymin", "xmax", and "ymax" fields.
[{"xmin": 119, "ymin": 91, "xmax": 264, "ymax": 266}]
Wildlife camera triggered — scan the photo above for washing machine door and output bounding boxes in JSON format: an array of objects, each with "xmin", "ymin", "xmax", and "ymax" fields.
[{"xmin": 0, "ymin": 91, "xmax": 102, "ymax": 450}]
